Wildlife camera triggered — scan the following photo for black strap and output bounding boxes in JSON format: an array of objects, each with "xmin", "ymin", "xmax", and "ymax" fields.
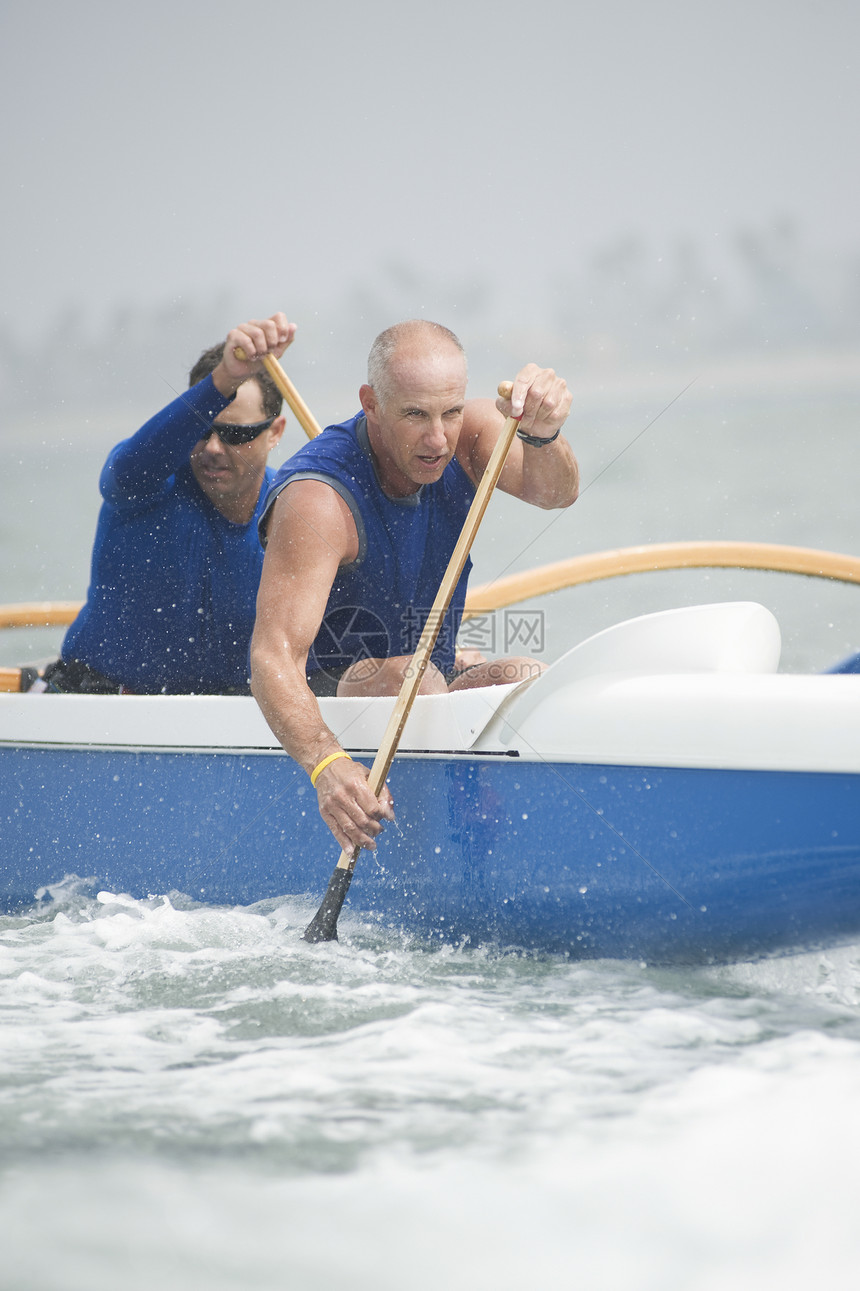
[{"xmin": 516, "ymin": 426, "xmax": 562, "ymax": 448}]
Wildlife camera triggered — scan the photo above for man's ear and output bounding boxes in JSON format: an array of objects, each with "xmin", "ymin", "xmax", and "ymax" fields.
[
  {"xmin": 358, "ymin": 384, "xmax": 377, "ymax": 420},
  {"xmin": 266, "ymin": 415, "xmax": 287, "ymax": 450}
]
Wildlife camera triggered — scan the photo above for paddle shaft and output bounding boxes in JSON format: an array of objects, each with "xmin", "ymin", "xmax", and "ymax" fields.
[
  {"xmin": 302, "ymin": 400, "xmax": 521, "ymax": 943},
  {"xmin": 233, "ymin": 347, "xmax": 321, "ymax": 440}
]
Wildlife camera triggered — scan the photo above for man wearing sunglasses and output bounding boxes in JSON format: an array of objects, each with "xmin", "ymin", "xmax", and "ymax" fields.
[{"xmin": 38, "ymin": 314, "xmax": 295, "ymax": 695}]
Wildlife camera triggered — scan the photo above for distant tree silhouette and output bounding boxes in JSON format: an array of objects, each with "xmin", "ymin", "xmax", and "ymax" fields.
[{"xmin": 3, "ymin": 232, "xmax": 859, "ymax": 423}]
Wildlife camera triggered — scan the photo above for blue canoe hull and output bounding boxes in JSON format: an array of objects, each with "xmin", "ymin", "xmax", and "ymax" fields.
[{"xmin": 3, "ymin": 744, "xmax": 858, "ymax": 964}]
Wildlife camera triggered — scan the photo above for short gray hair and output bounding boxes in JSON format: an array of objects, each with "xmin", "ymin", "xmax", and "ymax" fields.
[{"xmin": 367, "ymin": 320, "xmax": 466, "ymax": 405}]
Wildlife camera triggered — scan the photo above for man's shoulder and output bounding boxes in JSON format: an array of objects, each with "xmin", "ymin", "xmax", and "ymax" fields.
[
  {"xmin": 270, "ymin": 412, "xmax": 365, "ymax": 488},
  {"xmin": 259, "ymin": 415, "xmax": 367, "ymax": 546}
]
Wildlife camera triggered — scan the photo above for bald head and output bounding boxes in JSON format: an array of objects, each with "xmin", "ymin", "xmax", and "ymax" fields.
[{"xmin": 367, "ymin": 320, "xmax": 467, "ymax": 408}]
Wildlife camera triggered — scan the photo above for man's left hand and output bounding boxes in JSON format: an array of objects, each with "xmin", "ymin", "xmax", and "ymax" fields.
[
  {"xmin": 496, "ymin": 364, "xmax": 571, "ymax": 441},
  {"xmin": 214, "ymin": 313, "xmax": 297, "ymax": 396}
]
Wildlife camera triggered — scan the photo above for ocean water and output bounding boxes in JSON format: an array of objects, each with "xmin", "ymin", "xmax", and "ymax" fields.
[
  {"xmin": 2, "ymin": 356, "xmax": 860, "ymax": 1287},
  {"xmin": 2, "ymin": 889, "xmax": 860, "ymax": 1289}
]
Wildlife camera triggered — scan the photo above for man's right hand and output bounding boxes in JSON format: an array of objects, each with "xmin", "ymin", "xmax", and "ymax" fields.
[
  {"xmin": 212, "ymin": 313, "xmax": 297, "ymax": 397},
  {"xmin": 314, "ymin": 754, "xmax": 395, "ymax": 854}
]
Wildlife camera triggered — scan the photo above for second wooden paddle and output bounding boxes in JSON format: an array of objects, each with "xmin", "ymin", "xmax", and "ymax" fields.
[{"xmin": 233, "ymin": 347, "xmax": 321, "ymax": 440}]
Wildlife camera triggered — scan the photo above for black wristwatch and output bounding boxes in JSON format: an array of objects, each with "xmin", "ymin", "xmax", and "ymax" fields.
[{"xmin": 516, "ymin": 426, "xmax": 562, "ymax": 448}]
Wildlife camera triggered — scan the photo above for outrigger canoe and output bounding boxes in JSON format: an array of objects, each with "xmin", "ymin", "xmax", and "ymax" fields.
[{"xmin": 1, "ymin": 541, "xmax": 859, "ymax": 965}]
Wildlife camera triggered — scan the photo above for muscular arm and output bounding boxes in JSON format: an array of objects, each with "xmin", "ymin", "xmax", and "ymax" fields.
[
  {"xmin": 456, "ymin": 366, "xmax": 579, "ymax": 509},
  {"xmin": 250, "ymin": 479, "xmax": 393, "ymax": 851}
]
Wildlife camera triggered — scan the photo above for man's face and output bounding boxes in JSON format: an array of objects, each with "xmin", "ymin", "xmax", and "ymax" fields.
[
  {"xmin": 362, "ymin": 342, "xmax": 467, "ymax": 498},
  {"xmin": 190, "ymin": 380, "xmax": 282, "ymax": 518}
]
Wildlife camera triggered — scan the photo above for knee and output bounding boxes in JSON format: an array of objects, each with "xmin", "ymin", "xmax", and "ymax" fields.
[
  {"xmin": 337, "ymin": 655, "xmax": 448, "ymax": 697},
  {"xmin": 499, "ymin": 656, "xmax": 546, "ymax": 683},
  {"xmin": 448, "ymin": 656, "xmax": 545, "ymax": 691}
]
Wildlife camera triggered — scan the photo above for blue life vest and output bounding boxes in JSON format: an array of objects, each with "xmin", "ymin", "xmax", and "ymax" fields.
[{"xmin": 260, "ymin": 413, "xmax": 475, "ymax": 679}]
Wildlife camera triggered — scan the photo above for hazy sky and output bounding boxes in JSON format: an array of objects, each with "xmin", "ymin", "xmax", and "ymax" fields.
[{"xmin": 2, "ymin": 0, "xmax": 858, "ymax": 347}]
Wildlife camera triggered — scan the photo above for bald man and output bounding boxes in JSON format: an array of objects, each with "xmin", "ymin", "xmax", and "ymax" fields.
[{"xmin": 250, "ymin": 319, "xmax": 579, "ymax": 853}]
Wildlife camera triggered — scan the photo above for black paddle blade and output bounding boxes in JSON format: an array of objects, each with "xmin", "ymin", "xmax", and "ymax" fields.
[{"xmin": 302, "ymin": 865, "xmax": 354, "ymax": 943}]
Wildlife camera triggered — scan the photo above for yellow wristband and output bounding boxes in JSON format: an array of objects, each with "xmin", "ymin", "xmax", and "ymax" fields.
[{"xmin": 310, "ymin": 750, "xmax": 352, "ymax": 788}]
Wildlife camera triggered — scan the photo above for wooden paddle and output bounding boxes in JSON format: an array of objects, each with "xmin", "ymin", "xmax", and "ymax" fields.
[
  {"xmin": 233, "ymin": 348, "xmax": 321, "ymax": 439},
  {"xmin": 302, "ymin": 384, "xmax": 521, "ymax": 943}
]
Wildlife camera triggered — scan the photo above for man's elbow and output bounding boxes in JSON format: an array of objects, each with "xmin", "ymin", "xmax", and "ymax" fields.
[
  {"xmin": 532, "ymin": 477, "xmax": 579, "ymax": 511},
  {"xmin": 249, "ymin": 629, "xmax": 273, "ymax": 700},
  {"xmin": 249, "ymin": 626, "xmax": 304, "ymax": 700},
  {"xmin": 558, "ymin": 458, "xmax": 581, "ymax": 508}
]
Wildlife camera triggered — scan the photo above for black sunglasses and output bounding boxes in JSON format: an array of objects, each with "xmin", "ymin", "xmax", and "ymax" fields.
[{"xmin": 207, "ymin": 416, "xmax": 275, "ymax": 446}]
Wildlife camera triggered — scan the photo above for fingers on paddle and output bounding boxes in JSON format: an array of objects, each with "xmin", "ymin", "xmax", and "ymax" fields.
[
  {"xmin": 379, "ymin": 782, "xmax": 395, "ymax": 820},
  {"xmin": 500, "ymin": 365, "xmax": 571, "ymax": 433},
  {"xmin": 317, "ymin": 759, "xmax": 394, "ymax": 852},
  {"xmin": 495, "ymin": 379, "xmax": 518, "ymax": 420},
  {"xmin": 230, "ymin": 314, "xmax": 296, "ymax": 365}
]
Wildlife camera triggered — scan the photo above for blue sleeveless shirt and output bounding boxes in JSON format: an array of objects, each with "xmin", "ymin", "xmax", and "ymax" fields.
[{"xmin": 260, "ymin": 413, "xmax": 476, "ymax": 679}]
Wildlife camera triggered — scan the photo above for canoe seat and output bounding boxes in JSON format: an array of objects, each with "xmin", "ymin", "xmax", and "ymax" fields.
[
  {"xmin": 538, "ymin": 601, "xmax": 782, "ymax": 687},
  {"xmin": 487, "ymin": 602, "xmax": 782, "ymax": 751}
]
